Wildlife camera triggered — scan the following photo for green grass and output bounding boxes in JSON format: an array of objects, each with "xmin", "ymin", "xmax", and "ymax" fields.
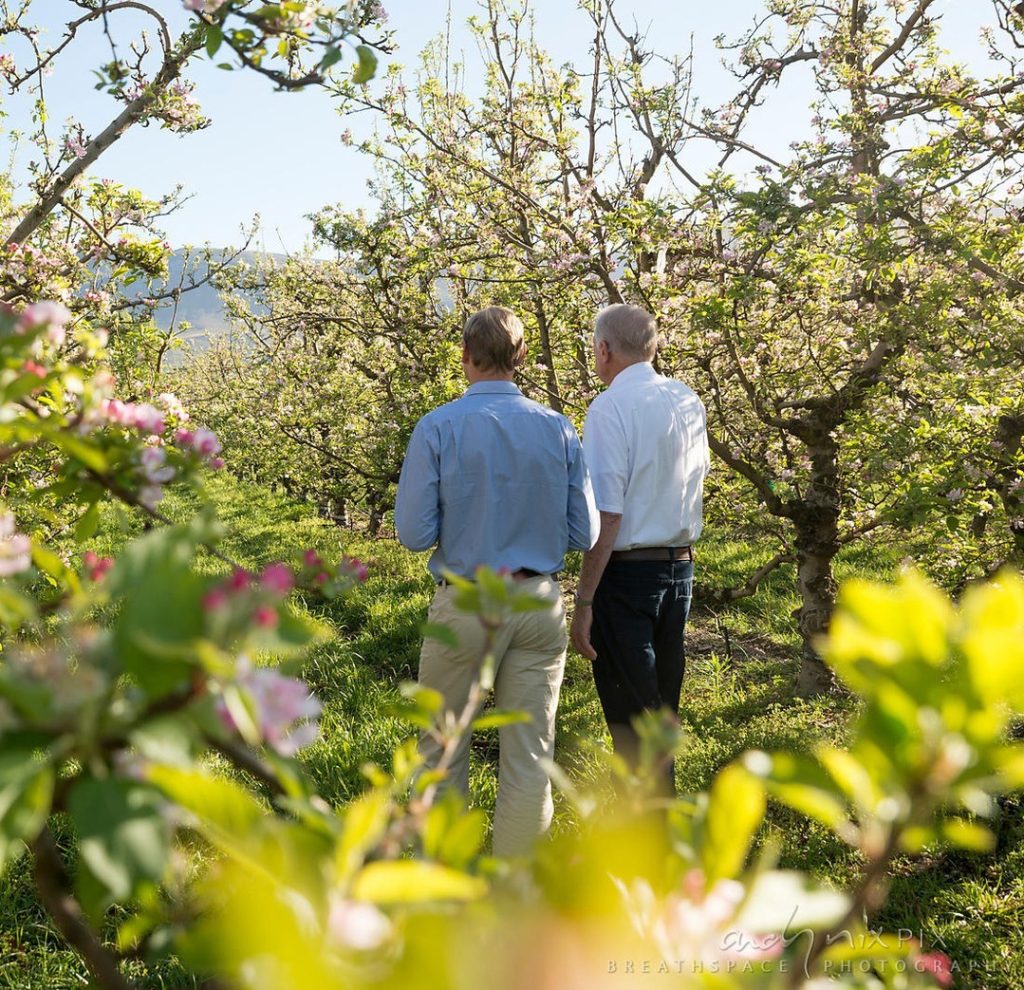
[{"xmin": 1, "ymin": 472, "xmax": 1020, "ymax": 988}]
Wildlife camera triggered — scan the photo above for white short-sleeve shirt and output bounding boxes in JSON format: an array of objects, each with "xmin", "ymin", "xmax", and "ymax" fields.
[{"xmin": 582, "ymin": 362, "xmax": 710, "ymax": 551}]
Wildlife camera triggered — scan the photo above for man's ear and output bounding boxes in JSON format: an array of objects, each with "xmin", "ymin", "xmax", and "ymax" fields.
[
  {"xmin": 461, "ymin": 344, "xmax": 472, "ymax": 365},
  {"xmin": 512, "ymin": 341, "xmax": 527, "ymax": 368}
]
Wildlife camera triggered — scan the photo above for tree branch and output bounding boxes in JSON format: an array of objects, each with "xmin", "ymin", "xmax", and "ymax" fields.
[{"xmin": 31, "ymin": 827, "xmax": 138, "ymax": 990}]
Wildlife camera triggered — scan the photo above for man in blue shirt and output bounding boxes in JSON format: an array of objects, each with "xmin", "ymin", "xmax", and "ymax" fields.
[{"xmin": 395, "ymin": 306, "xmax": 598, "ymax": 856}]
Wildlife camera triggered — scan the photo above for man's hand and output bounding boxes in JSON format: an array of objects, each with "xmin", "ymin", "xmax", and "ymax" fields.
[
  {"xmin": 572, "ymin": 510, "xmax": 620, "ymax": 661},
  {"xmin": 570, "ymin": 605, "xmax": 597, "ymax": 660}
]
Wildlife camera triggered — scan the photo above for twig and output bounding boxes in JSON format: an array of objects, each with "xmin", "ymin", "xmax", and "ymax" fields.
[{"xmin": 31, "ymin": 827, "xmax": 138, "ymax": 990}]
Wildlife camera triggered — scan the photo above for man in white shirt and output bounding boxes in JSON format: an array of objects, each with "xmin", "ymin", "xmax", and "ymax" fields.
[{"xmin": 569, "ymin": 304, "xmax": 710, "ymax": 792}]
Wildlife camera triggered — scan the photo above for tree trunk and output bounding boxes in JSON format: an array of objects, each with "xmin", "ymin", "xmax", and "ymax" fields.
[
  {"xmin": 531, "ymin": 295, "xmax": 563, "ymax": 413},
  {"xmin": 330, "ymin": 496, "xmax": 350, "ymax": 529},
  {"xmin": 994, "ymin": 413, "xmax": 1024, "ymax": 562},
  {"xmin": 794, "ymin": 434, "xmax": 840, "ymax": 696},
  {"xmin": 367, "ymin": 499, "xmax": 384, "ymax": 538}
]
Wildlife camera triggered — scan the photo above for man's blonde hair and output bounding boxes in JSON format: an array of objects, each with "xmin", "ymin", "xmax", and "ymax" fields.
[
  {"xmin": 594, "ymin": 304, "xmax": 658, "ymax": 361},
  {"xmin": 462, "ymin": 306, "xmax": 526, "ymax": 373}
]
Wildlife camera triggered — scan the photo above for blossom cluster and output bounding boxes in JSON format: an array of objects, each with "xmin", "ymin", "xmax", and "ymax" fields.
[
  {"xmin": 175, "ymin": 427, "xmax": 226, "ymax": 470},
  {"xmin": 365, "ymin": 1, "xmax": 388, "ymax": 24},
  {"xmin": 64, "ymin": 130, "xmax": 89, "ymax": 160},
  {"xmin": 81, "ymin": 550, "xmax": 114, "ymax": 582},
  {"xmin": 70, "ymin": 371, "xmax": 224, "ymax": 509},
  {"xmin": 301, "ymin": 547, "xmax": 369, "ymax": 593},
  {"xmin": 203, "ymin": 561, "xmax": 295, "ymax": 631},
  {"xmin": 93, "ymin": 399, "xmax": 167, "ymax": 435}
]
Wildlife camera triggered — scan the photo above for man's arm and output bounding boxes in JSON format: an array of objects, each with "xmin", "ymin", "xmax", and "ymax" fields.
[
  {"xmin": 393, "ymin": 419, "xmax": 440, "ymax": 551},
  {"xmin": 569, "ymin": 511, "xmax": 622, "ymax": 661},
  {"xmin": 571, "ymin": 401, "xmax": 628, "ymax": 660},
  {"xmin": 566, "ymin": 428, "xmax": 600, "ymax": 551}
]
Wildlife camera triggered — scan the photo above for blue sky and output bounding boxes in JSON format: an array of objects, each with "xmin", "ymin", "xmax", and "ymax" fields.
[{"xmin": 0, "ymin": 1, "xmax": 990, "ymax": 253}]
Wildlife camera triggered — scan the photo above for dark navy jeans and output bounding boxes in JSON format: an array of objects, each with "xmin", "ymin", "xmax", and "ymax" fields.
[{"xmin": 590, "ymin": 557, "xmax": 694, "ymax": 791}]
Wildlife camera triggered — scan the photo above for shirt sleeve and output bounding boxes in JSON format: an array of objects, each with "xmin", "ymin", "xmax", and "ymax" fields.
[
  {"xmin": 582, "ymin": 402, "xmax": 628, "ymax": 514},
  {"xmin": 700, "ymin": 400, "xmax": 711, "ymax": 474},
  {"xmin": 565, "ymin": 425, "xmax": 600, "ymax": 551},
  {"xmin": 394, "ymin": 418, "xmax": 441, "ymax": 552}
]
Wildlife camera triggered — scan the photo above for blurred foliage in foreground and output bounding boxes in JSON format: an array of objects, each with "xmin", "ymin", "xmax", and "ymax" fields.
[{"xmin": 2, "ymin": 447, "xmax": 1022, "ymax": 988}]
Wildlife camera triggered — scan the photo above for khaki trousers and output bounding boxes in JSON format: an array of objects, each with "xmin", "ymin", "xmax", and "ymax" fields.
[{"xmin": 417, "ymin": 575, "xmax": 567, "ymax": 857}]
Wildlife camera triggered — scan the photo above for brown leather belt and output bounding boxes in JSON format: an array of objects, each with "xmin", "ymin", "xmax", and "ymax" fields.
[{"xmin": 609, "ymin": 546, "xmax": 693, "ymax": 562}]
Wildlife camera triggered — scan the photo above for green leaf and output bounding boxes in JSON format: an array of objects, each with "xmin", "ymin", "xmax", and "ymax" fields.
[
  {"xmin": 352, "ymin": 45, "xmax": 377, "ymax": 84},
  {"xmin": 510, "ymin": 592, "xmax": 552, "ymax": 612},
  {"xmin": 129, "ymin": 716, "xmax": 198, "ymax": 767},
  {"xmin": 146, "ymin": 765, "xmax": 264, "ymax": 843},
  {"xmin": 31, "ymin": 544, "xmax": 78, "ymax": 591},
  {"xmin": 43, "ymin": 427, "xmax": 109, "ymax": 473},
  {"xmin": 471, "ymin": 710, "xmax": 531, "ymax": 731},
  {"xmin": 351, "ymin": 860, "xmax": 486, "ymax": 903},
  {"xmin": 751, "ymin": 751, "xmax": 855, "ymax": 839},
  {"xmin": 0, "ymin": 750, "xmax": 54, "ymax": 875},
  {"xmin": 336, "ymin": 790, "xmax": 391, "ymax": 885},
  {"xmin": 475, "ymin": 567, "xmax": 510, "ymax": 603},
  {"xmin": 205, "ymin": 24, "xmax": 223, "ymax": 58},
  {"xmin": 422, "ymin": 622, "xmax": 458, "ymax": 648},
  {"xmin": 437, "ymin": 809, "xmax": 486, "ymax": 868},
  {"xmin": 0, "ymin": 585, "xmax": 37, "ymax": 631},
  {"xmin": 107, "ymin": 523, "xmax": 207, "ymax": 697},
  {"xmin": 68, "ymin": 778, "xmax": 171, "ymax": 918},
  {"xmin": 320, "ymin": 46, "xmax": 342, "ymax": 71},
  {"xmin": 940, "ymin": 817, "xmax": 995, "ymax": 853},
  {"xmin": 73, "ymin": 501, "xmax": 101, "ymax": 543},
  {"xmin": 251, "ymin": 606, "xmax": 327, "ymax": 656},
  {"xmin": 701, "ymin": 763, "xmax": 765, "ymax": 883},
  {"xmin": 144, "ymin": 765, "xmax": 298, "ymax": 880},
  {"xmin": 399, "ymin": 682, "xmax": 443, "ymax": 713}
]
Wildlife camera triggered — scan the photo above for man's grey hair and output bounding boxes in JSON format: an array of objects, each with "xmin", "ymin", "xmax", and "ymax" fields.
[{"xmin": 594, "ymin": 304, "xmax": 658, "ymax": 361}]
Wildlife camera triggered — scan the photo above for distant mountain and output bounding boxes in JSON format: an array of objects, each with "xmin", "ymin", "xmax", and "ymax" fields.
[
  {"xmin": 123, "ymin": 249, "xmax": 286, "ymax": 360},
  {"xmin": 135, "ymin": 248, "xmax": 455, "ymax": 365}
]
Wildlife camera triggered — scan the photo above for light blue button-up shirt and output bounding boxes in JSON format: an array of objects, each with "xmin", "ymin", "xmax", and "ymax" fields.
[{"xmin": 394, "ymin": 382, "xmax": 599, "ymax": 580}]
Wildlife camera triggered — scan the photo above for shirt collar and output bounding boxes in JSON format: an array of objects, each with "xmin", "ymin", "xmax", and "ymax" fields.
[
  {"xmin": 464, "ymin": 381, "xmax": 522, "ymax": 397},
  {"xmin": 608, "ymin": 361, "xmax": 657, "ymax": 391}
]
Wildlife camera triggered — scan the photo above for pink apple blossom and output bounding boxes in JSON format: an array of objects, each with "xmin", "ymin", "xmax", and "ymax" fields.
[
  {"xmin": 183, "ymin": 0, "xmax": 231, "ymax": 14},
  {"xmin": 253, "ymin": 605, "xmax": 278, "ymax": 628},
  {"xmin": 0, "ymin": 513, "xmax": 31, "ymax": 577},
  {"xmin": 94, "ymin": 398, "xmax": 166, "ymax": 435},
  {"xmin": 327, "ymin": 896, "xmax": 393, "ymax": 950},
  {"xmin": 65, "ymin": 134, "xmax": 88, "ymax": 159},
  {"xmin": 616, "ymin": 869, "xmax": 783, "ymax": 970},
  {"xmin": 229, "ymin": 567, "xmax": 251, "ymax": 592},
  {"xmin": 913, "ymin": 951, "xmax": 953, "ymax": 988},
  {"xmin": 138, "ymin": 446, "xmax": 175, "ymax": 485},
  {"xmin": 156, "ymin": 392, "xmax": 189, "ymax": 421},
  {"xmin": 192, "ymin": 427, "xmax": 221, "ymax": 456},
  {"xmin": 260, "ymin": 562, "xmax": 295, "ymax": 595},
  {"xmin": 138, "ymin": 485, "xmax": 165, "ymax": 511},
  {"xmin": 18, "ymin": 301, "xmax": 71, "ymax": 346},
  {"xmin": 219, "ymin": 659, "xmax": 322, "ymax": 756},
  {"xmin": 203, "ymin": 587, "xmax": 229, "ymax": 611},
  {"xmin": 83, "ymin": 550, "xmax": 114, "ymax": 582}
]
